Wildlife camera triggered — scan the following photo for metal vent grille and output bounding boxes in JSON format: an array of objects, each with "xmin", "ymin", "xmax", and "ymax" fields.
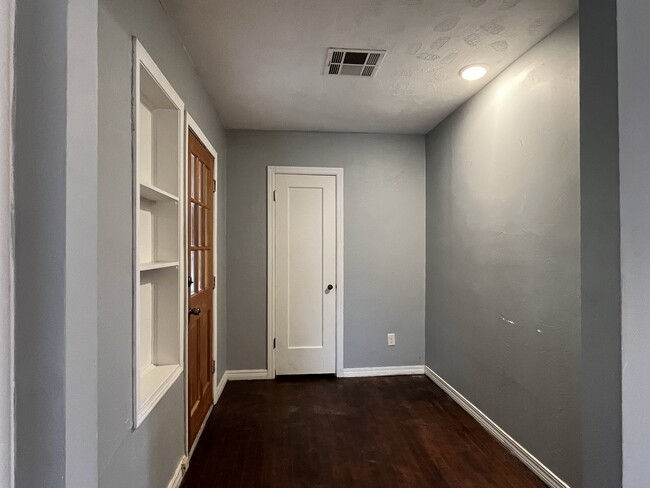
[
  {"xmin": 367, "ymin": 53, "xmax": 381, "ymax": 66},
  {"xmin": 325, "ymin": 48, "xmax": 386, "ymax": 78}
]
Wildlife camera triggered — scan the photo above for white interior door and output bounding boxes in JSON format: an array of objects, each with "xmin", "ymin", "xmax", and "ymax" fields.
[{"xmin": 274, "ymin": 173, "xmax": 337, "ymax": 375}]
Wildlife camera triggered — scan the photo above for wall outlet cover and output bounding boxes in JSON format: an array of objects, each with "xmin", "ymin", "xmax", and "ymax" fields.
[{"xmin": 387, "ymin": 333, "xmax": 396, "ymax": 346}]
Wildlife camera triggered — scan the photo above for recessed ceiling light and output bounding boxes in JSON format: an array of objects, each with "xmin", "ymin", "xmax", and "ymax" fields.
[{"xmin": 460, "ymin": 64, "xmax": 488, "ymax": 81}]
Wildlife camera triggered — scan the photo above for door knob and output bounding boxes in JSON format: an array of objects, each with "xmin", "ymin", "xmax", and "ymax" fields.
[
  {"xmin": 189, "ymin": 307, "xmax": 201, "ymax": 316},
  {"xmin": 327, "ymin": 284, "xmax": 334, "ymax": 290}
]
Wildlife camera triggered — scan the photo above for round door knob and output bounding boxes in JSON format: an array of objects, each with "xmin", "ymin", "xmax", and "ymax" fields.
[
  {"xmin": 327, "ymin": 284, "xmax": 334, "ymax": 290},
  {"xmin": 189, "ymin": 307, "xmax": 201, "ymax": 316}
]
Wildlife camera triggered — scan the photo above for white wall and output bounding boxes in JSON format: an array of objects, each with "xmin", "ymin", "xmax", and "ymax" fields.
[{"xmin": 0, "ymin": 1, "xmax": 14, "ymax": 487}]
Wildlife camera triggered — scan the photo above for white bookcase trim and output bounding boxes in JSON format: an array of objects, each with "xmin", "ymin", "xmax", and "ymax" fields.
[{"xmin": 133, "ymin": 39, "xmax": 185, "ymax": 428}]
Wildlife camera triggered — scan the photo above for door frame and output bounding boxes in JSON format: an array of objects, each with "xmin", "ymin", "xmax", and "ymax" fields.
[
  {"xmin": 184, "ymin": 113, "xmax": 218, "ymax": 458},
  {"xmin": 267, "ymin": 166, "xmax": 344, "ymax": 378}
]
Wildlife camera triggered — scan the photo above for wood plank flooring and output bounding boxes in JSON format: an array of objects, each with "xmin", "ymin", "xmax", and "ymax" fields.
[{"xmin": 181, "ymin": 375, "xmax": 545, "ymax": 488}]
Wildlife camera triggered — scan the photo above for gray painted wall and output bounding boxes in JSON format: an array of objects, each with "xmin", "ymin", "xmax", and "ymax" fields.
[
  {"xmin": 66, "ymin": 0, "xmax": 100, "ymax": 485},
  {"xmin": 15, "ymin": 0, "xmax": 100, "ymax": 485},
  {"xmin": 579, "ymin": 2, "xmax": 622, "ymax": 486},
  {"xmin": 98, "ymin": 0, "xmax": 227, "ymax": 486},
  {"xmin": 14, "ymin": 1, "xmax": 67, "ymax": 485},
  {"xmin": 618, "ymin": 1, "xmax": 650, "ymax": 486},
  {"xmin": 425, "ymin": 17, "xmax": 581, "ymax": 486},
  {"xmin": 226, "ymin": 131, "xmax": 425, "ymax": 371}
]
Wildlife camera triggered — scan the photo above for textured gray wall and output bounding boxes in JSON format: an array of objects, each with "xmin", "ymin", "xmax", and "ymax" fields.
[
  {"xmin": 227, "ymin": 131, "xmax": 425, "ymax": 371},
  {"xmin": 98, "ymin": 0, "xmax": 227, "ymax": 486},
  {"xmin": 618, "ymin": 1, "xmax": 650, "ymax": 486},
  {"xmin": 14, "ymin": 0, "xmax": 67, "ymax": 485},
  {"xmin": 425, "ymin": 17, "xmax": 580, "ymax": 486}
]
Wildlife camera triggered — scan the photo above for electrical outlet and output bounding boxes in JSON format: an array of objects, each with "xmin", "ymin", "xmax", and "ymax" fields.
[{"xmin": 387, "ymin": 333, "xmax": 396, "ymax": 346}]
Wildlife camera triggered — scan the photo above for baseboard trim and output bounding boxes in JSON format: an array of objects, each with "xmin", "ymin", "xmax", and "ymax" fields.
[
  {"xmin": 424, "ymin": 366, "xmax": 570, "ymax": 488},
  {"xmin": 226, "ymin": 369, "xmax": 270, "ymax": 381},
  {"xmin": 214, "ymin": 372, "xmax": 228, "ymax": 403},
  {"xmin": 341, "ymin": 365, "xmax": 425, "ymax": 378},
  {"xmin": 167, "ymin": 455, "xmax": 188, "ymax": 488}
]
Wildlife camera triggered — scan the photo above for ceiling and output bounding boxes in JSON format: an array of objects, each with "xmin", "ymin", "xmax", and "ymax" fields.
[{"xmin": 161, "ymin": 0, "xmax": 578, "ymax": 134}]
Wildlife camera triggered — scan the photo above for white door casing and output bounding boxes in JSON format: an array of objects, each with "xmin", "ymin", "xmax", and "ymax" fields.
[{"xmin": 267, "ymin": 167, "xmax": 344, "ymax": 377}]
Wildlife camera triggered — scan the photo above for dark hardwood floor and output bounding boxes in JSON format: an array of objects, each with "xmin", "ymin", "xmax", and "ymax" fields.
[{"xmin": 181, "ymin": 375, "xmax": 545, "ymax": 488}]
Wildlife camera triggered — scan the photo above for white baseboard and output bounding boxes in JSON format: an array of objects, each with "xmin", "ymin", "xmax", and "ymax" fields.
[
  {"xmin": 214, "ymin": 372, "xmax": 228, "ymax": 402},
  {"xmin": 167, "ymin": 455, "xmax": 188, "ymax": 488},
  {"xmin": 226, "ymin": 369, "xmax": 269, "ymax": 381},
  {"xmin": 424, "ymin": 366, "xmax": 570, "ymax": 488},
  {"xmin": 341, "ymin": 365, "xmax": 425, "ymax": 378}
]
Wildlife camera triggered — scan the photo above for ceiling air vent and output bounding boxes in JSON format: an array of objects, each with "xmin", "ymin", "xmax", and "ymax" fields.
[{"xmin": 325, "ymin": 48, "xmax": 386, "ymax": 78}]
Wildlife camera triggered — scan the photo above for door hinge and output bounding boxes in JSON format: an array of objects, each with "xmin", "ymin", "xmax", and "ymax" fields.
[
  {"xmin": 213, "ymin": 276, "xmax": 216, "ymax": 289},
  {"xmin": 213, "ymin": 179, "xmax": 216, "ymax": 193},
  {"xmin": 273, "ymin": 338, "xmax": 276, "ymax": 349},
  {"xmin": 211, "ymin": 360, "xmax": 216, "ymax": 374},
  {"xmin": 273, "ymin": 190, "xmax": 276, "ymax": 202}
]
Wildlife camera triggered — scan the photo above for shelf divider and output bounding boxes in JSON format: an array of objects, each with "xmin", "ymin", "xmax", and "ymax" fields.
[
  {"xmin": 140, "ymin": 182, "xmax": 179, "ymax": 202},
  {"xmin": 140, "ymin": 261, "xmax": 179, "ymax": 272}
]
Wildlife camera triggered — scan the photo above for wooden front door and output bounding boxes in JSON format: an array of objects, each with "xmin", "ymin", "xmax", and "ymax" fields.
[{"xmin": 187, "ymin": 129, "xmax": 215, "ymax": 450}]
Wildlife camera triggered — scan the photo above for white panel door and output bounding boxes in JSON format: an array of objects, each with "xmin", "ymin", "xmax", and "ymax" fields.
[{"xmin": 274, "ymin": 174, "xmax": 337, "ymax": 375}]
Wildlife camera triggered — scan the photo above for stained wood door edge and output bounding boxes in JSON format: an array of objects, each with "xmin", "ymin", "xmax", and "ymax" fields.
[{"xmin": 184, "ymin": 113, "xmax": 218, "ymax": 456}]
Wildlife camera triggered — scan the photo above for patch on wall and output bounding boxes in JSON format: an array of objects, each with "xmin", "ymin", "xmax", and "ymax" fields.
[
  {"xmin": 417, "ymin": 52, "xmax": 440, "ymax": 62},
  {"xmin": 430, "ymin": 37, "xmax": 450, "ymax": 50},
  {"xmin": 435, "ymin": 16, "xmax": 461, "ymax": 32},
  {"xmin": 481, "ymin": 18, "xmax": 506, "ymax": 35},
  {"xmin": 464, "ymin": 32, "xmax": 484, "ymax": 47},
  {"xmin": 491, "ymin": 40, "xmax": 509, "ymax": 52},
  {"xmin": 528, "ymin": 18, "xmax": 546, "ymax": 35},
  {"xmin": 440, "ymin": 52, "xmax": 459, "ymax": 65},
  {"xmin": 499, "ymin": 0, "xmax": 522, "ymax": 10},
  {"xmin": 406, "ymin": 42, "xmax": 422, "ymax": 55}
]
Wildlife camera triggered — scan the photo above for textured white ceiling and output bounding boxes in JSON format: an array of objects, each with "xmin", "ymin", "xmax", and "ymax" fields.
[{"xmin": 161, "ymin": 0, "xmax": 577, "ymax": 134}]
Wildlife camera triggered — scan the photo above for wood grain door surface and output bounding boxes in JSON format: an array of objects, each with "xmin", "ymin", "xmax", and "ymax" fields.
[{"xmin": 187, "ymin": 129, "xmax": 214, "ymax": 450}]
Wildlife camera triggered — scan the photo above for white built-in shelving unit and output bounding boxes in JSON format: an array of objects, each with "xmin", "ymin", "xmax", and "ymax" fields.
[{"xmin": 133, "ymin": 40, "xmax": 185, "ymax": 427}]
